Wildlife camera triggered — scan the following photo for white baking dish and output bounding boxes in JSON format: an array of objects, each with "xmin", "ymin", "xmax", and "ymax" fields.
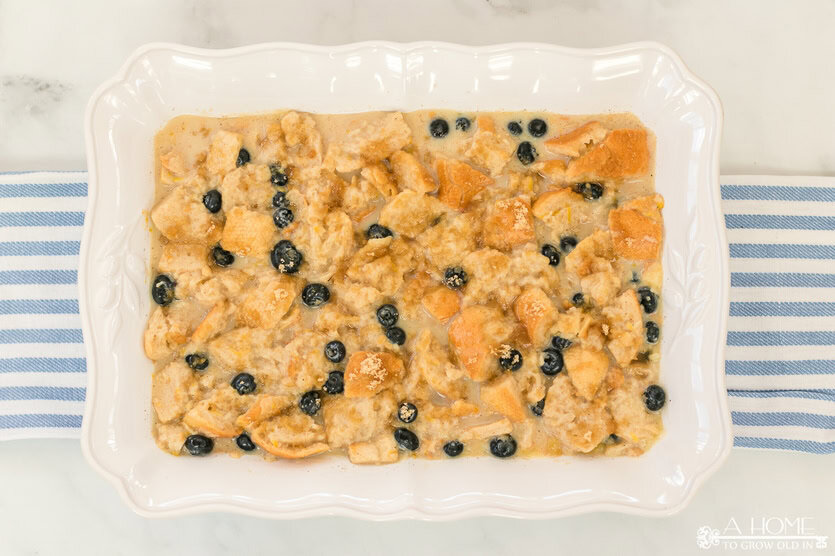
[{"xmin": 80, "ymin": 41, "xmax": 731, "ymax": 519}]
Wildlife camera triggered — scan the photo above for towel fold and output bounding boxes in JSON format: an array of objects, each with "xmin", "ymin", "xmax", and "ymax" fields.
[{"xmin": 0, "ymin": 171, "xmax": 832, "ymax": 453}]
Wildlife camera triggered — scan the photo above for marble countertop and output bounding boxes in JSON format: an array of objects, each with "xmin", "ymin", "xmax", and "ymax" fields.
[{"xmin": 0, "ymin": 0, "xmax": 833, "ymax": 554}]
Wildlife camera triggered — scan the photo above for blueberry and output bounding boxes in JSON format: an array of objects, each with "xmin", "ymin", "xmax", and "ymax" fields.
[
  {"xmin": 572, "ymin": 292, "xmax": 585, "ymax": 306},
  {"xmin": 273, "ymin": 207, "xmax": 294, "ymax": 229},
  {"xmin": 577, "ymin": 182, "xmax": 604, "ymax": 200},
  {"xmin": 398, "ymin": 402, "xmax": 418, "ymax": 423},
  {"xmin": 507, "ymin": 121, "xmax": 523, "ymax": 135},
  {"xmin": 324, "ymin": 340, "xmax": 346, "ymax": 363},
  {"xmin": 637, "ymin": 287, "xmax": 658, "ymax": 314},
  {"xmin": 184, "ymin": 434, "xmax": 213, "ymax": 456},
  {"xmin": 630, "ymin": 271, "xmax": 640, "ymax": 283},
  {"xmin": 637, "ymin": 351, "xmax": 651, "ymax": 362},
  {"xmin": 489, "ymin": 434, "xmax": 517, "ymax": 458},
  {"xmin": 394, "ymin": 428, "xmax": 419, "ymax": 451},
  {"xmin": 236, "ymin": 148, "xmax": 250, "ymax": 167},
  {"xmin": 541, "ymin": 244, "xmax": 560, "ymax": 266},
  {"xmin": 236, "ymin": 433, "xmax": 256, "ymax": 452},
  {"xmin": 516, "ymin": 141, "xmax": 537, "ymax": 165},
  {"xmin": 550, "ymin": 336, "xmax": 572, "ymax": 351},
  {"xmin": 302, "ymin": 283, "xmax": 330, "ymax": 307},
  {"xmin": 528, "ymin": 118, "xmax": 548, "ymax": 137},
  {"xmin": 231, "ymin": 372, "xmax": 256, "ymax": 395},
  {"xmin": 443, "ymin": 440, "xmax": 464, "ymax": 457},
  {"xmin": 151, "ymin": 274, "xmax": 175, "ymax": 306},
  {"xmin": 322, "ymin": 370, "xmax": 345, "ymax": 395},
  {"xmin": 202, "ymin": 189, "xmax": 222, "ymax": 213},
  {"xmin": 212, "ymin": 245, "xmax": 235, "ymax": 267},
  {"xmin": 646, "ymin": 321, "xmax": 660, "ymax": 344},
  {"xmin": 269, "ymin": 164, "xmax": 289, "ymax": 186},
  {"xmin": 643, "ymin": 384, "xmax": 666, "ymax": 411},
  {"xmin": 560, "ymin": 236, "xmax": 577, "ymax": 253},
  {"xmin": 443, "ymin": 267, "xmax": 469, "ymax": 289},
  {"xmin": 366, "ymin": 224, "xmax": 393, "ymax": 239},
  {"xmin": 429, "ymin": 118, "xmax": 449, "ymax": 138},
  {"xmin": 606, "ymin": 434, "xmax": 621, "ymax": 444},
  {"xmin": 499, "ymin": 348, "xmax": 523, "ymax": 371},
  {"xmin": 299, "ymin": 390, "xmax": 322, "ymax": 415},
  {"xmin": 531, "ymin": 398, "xmax": 545, "ymax": 417},
  {"xmin": 185, "ymin": 353, "xmax": 209, "ymax": 371},
  {"xmin": 270, "ymin": 240, "xmax": 303, "ymax": 274},
  {"xmin": 540, "ymin": 348, "xmax": 564, "ymax": 376},
  {"xmin": 385, "ymin": 326, "xmax": 406, "ymax": 346},
  {"xmin": 455, "ymin": 117, "xmax": 471, "ymax": 131},
  {"xmin": 376, "ymin": 304, "xmax": 399, "ymax": 328},
  {"xmin": 272, "ymin": 190, "xmax": 288, "ymax": 208}
]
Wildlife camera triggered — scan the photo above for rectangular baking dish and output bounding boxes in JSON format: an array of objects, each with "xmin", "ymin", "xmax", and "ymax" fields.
[{"xmin": 80, "ymin": 41, "xmax": 731, "ymax": 519}]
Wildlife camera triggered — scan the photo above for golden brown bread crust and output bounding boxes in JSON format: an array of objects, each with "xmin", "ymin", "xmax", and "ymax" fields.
[
  {"xmin": 567, "ymin": 128, "xmax": 650, "ymax": 179},
  {"xmin": 435, "ymin": 158, "xmax": 493, "ymax": 210},
  {"xmin": 544, "ymin": 121, "xmax": 608, "ymax": 157},
  {"xmin": 481, "ymin": 374, "xmax": 527, "ymax": 422},
  {"xmin": 531, "ymin": 188, "xmax": 589, "ymax": 235},
  {"xmin": 514, "ymin": 287, "xmax": 557, "ymax": 345},
  {"xmin": 608, "ymin": 194, "xmax": 664, "ymax": 260},
  {"xmin": 220, "ymin": 206, "xmax": 275, "ymax": 256},
  {"xmin": 344, "ymin": 351, "xmax": 405, "ymax": 398},
  {"xmin": 422, "ymin": 286, "xmax": 461, "ymax": 324},
  {"xmin": 482, "ymin": 196, "xmax": 536, "ymax": 251},
  {"xmin": 448, "ymin": 305, "xmax": 507, "ymax": 383}
]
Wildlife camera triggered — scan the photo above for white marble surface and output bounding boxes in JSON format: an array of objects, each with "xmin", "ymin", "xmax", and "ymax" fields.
[{"xmin": 0, "ymin": 0, "xmax": 833, "ymax": 553}]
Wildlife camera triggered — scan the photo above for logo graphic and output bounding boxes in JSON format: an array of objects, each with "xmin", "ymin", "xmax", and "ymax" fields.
[{"xmin": 696, "ymin": 517, "xmax": 828, "ymax": 551}]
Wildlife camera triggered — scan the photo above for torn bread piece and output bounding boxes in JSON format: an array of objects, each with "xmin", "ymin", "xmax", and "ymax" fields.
[
  {"xmin": 567, "ymin": 128, "xmax": 650, "ymax": 179},
  {"xmin": 152, "ymin": 360, "xmax": 196, "ymax": 424},
  {"xmin": 544, "ymin": 121, "xmax": 608, "ymax": 158},
  {"xmin": 344, "ymin": 352, "xmax": 405, "ymax": 398},
  {"xmin": 563, "ymin": 346, "xmax": 610, "ymax": 401},
  {"xmin": 422, "ymin": 286, "xmax": 461, "ymax": 324},
  {"xmin": 390, "ymin": 150, "xmax": 437, "ymax": 194},
  {"xmin": 325, "ymin": 112, "xmax": 412, "ymax": 172},
  {"xmin": 514, "ymin": 287, "xmax": 557, "ymax": 346},
  {"xmin": 348, "ymin": 433, "xmax": 399, "ymax": 464},
  {"xmin": 435, "ymin": 158, "xmax": 493, "ymax": 210},
  {"xmin": 448, "ymin": 305, "xmax": 512, "ymax": 382},
  {"xmin": 481, "ymin": 373, "xmax": 527, "ymax": 422},
  {"xmin": 608, "ymin": 194, "xmax": 664, "ymax": 261},
  {"xmin": 531, "ymin": 188, "xmax": 591, "ymax": 236},
  {"xmin": 482, "ymin": 196, "xmax": 536, "ymax": 251},
  {"xmin": 205, "ymin": 130, "xmax": 243, "ymax": 176},
  {"xmin": 248, "ymin": 412, "xmax": 329, "ymax": 459},
  {"xmin": 378, "ymin": 190, "xmax": 445, "ymax": 238},
  {"xmin": 463, "ymin": 115, "xmax": 515, "ymax": 176},
  {"xmin": 220, "ymin": 206, "xmax": 275, "ymax": 257},
  {"xmin": 542, "ymin": 374, "xmax": 613, "ymax": 453},
  {"xmin": 151, "ymin": 184, "xmax": 221, "ymax": 245},
  {"xmin": 183, "ymin": 387, "xmax": 246, "ymax": 438},
  {"xmin": 602, "ymin": 289, "xmax": 644, "ymax": 367}
]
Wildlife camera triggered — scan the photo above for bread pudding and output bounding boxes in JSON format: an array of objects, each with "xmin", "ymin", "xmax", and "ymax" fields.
[{"xmin": 144, "ymin": 110, "xmax": 665, "ymax": 463}]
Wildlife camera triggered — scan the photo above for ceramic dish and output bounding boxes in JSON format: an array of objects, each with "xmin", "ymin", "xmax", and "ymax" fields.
[{"xmin": 80, "ymin": 41, "xmax": 730, "ymax": 519}]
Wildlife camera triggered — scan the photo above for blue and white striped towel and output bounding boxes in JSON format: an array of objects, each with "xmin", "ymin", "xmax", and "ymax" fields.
[
  {"xmin": 0, "ymin": 171, "xmax": 86, "ymax": 439},
  {"xmin": 722, "ymin": 176, "xmax": 835, "ymax": 454},
  {"xmin": 0, "ymin": 172, "xmax": 832, "ymax": 453}
]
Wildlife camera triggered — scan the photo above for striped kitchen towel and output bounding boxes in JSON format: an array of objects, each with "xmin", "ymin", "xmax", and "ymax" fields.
[
  {"xmin": 0, "ymin": 172, "xmax": 833, "ymax": 453},
  {"xmin": 722, "ymin": 176, "xmax": 835, "ymax": 454},
  {"xmin": 0, "ymin": 171, "xmax": 86, "ymax": 439}
]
